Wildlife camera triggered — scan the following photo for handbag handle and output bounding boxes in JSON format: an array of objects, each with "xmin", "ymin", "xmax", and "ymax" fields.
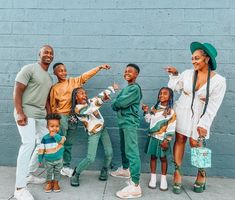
[{"xmin": 196, "ymin": 137, "xmax": 206, "ymax": 147}]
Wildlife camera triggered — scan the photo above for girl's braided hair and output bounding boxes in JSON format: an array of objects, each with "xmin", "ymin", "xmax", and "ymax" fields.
[
  {"xmin": 191, "ymin": 50, "xmax": 211, "ymax": 118},
  {"xmin": 153, "ymin": 87, "xmax": 174, "ymax": 117},
  {"xmin": 69, "ymin": 87, "xmax": 84, "ymax": 124}
]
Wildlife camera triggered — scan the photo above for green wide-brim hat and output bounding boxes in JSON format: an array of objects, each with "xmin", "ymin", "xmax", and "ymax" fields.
[{"xmin": 190, "ymin": 42, "xmax": 217, "ymax": 70}]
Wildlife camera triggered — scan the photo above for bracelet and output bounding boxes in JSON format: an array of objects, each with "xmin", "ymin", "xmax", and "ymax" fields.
[{"xmin": 164, "ymin": 138, "xmax": 171, "ymax": 143}]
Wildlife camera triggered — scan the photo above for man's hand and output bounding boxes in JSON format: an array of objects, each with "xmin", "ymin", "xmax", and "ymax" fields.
[{"xmin": 16, "ymin": 113, "xmax": 28, "ymax": 126}]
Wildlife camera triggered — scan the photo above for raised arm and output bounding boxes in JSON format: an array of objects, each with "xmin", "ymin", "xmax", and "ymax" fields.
[{"xmin": 75, "ymin": 64, "xmax": 111, "ymax": 86}]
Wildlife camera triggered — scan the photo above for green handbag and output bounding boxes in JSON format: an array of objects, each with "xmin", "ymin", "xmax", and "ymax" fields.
[{"xmin": 191, "ymin": 137, "xmax": 211, "ymax": 168}]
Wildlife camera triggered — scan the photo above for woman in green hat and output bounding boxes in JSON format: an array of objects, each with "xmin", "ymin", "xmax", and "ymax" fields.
[{"xmin": 165, "ymin": 42, "xmax": 226, "ymax": 194}]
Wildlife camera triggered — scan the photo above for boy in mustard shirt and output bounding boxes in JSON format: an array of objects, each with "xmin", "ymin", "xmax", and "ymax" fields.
[{"xmin": 50, "ymin": 63, "xmax": 110, "ymax": 177}]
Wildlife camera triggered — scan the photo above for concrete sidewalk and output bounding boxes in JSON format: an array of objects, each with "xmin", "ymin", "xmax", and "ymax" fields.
[{"xmin": 1, "ymin": 166, "xmax": 234, "ymax": 200}]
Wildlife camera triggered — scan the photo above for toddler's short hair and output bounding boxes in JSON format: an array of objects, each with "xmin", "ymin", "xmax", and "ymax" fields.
[{"xmin": 45, "ymin": 113, "xmax": 61, "ymax": 121}]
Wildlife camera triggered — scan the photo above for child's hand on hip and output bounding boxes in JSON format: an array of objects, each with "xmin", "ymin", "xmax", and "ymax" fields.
[{"xmin": 161, "ymin": 140, "xmax": 169, "ymax": 150}]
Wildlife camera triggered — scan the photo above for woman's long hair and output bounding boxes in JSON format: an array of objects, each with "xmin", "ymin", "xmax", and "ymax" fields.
[
  {"xmin": 191, "ymin": 50, "xmax": 211, "ymax": 118},
  {"xmin": 154, "ymin": 87, "xmax": 174, "ymax": 117}
]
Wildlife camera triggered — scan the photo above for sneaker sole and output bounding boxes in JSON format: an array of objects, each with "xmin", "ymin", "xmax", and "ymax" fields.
[
  {"xmin": 148, "ymin": 184, "xmax": 157, "ymax": 189},
  {"xmin": 110, "ymin": 173, "xmax": 130, "ymax": 179},
  {"xmin": 53, "ymin": 190, "xmax": 61, "ymax": 192},
  {"xmin": 27, "ymin": 180, "xmax": 46, "ymax": 185},
  {"xmin": 160, "ymin": 187, "xmax": 168, "ymax": 191},
  {"xmin": 116, "ymin": 193, "xmax": 142, "ymax": 199},
  {"xmin": 45, "ymin": 190, "xmax": 52, "ymax": 193}
]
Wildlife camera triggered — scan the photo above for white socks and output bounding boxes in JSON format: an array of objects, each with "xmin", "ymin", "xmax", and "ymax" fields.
[
  {"xmin": 148, "ymin": 173, "xmax": 157, "ymax": 189},
  {"xmin": 160, "ymin": 175, "xmax": 168, "ymax": 191},
  {"xmin": 149, "ymin": 174, "xmax": 168, "ymax": 191}
]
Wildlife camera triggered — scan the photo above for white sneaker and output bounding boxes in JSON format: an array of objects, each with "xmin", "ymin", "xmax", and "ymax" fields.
[
  {"xmin": 160, "ymin": 175, "xmax": 168, "ymax": 191},
  {"xmin": 148, "ymin": 173, "xmax": 157, "ymax": 189},
  {"xmin": 110, "ymin": 167, "xmax": 130, "ymax": 178},
  {"xmin": 14, "ymin": 188, "xmax": 34, "ymax": 200},
  {"xmin": 26, "ymin": 175, "xmax": 46, "ymax": 184},
  {"xmin": 116, "ymin": 181, "xmax": 142, "ymax": 199},
  {"xmin": 60, "ymin": 167, "xmax": 73, "ymax": 177}
]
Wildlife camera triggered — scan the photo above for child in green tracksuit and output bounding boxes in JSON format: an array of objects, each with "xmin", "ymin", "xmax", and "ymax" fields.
[{"xmin": 111, "ymin": 63, "xmax": 143, "ymax": 199}]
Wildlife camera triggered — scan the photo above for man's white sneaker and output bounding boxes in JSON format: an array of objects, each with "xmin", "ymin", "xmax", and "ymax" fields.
[
  {"xmin": 116, "ymin": 181, "xmax": 142, "ymax": 199},
  {"xmin": 26, "ymin": 175, "xmax": 46, "ymax": 184},
  {"xmin": 110, "ymin": 167, "xmax": 130, "ymax": 178},
  {"xmin": 160, "ymin": 175, "xmax": 168, "ymax": 191},
  {"xmin": 60, "ymin": 167, "xmax": 73, "ymax": 177},
  {"xmin": 148, "ymin": 173, "xmax": 157, "ymax": 189},
  {"xmin": 14, "ymin": 188, "xmax": 34, "ymax": 200}
]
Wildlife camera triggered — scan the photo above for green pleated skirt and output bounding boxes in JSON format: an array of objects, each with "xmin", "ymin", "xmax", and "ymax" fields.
[{"xmin": 145, "ymin": 136, "xmax": 171, "ymax": 158}]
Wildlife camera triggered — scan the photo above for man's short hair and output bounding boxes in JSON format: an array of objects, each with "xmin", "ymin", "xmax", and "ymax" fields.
[{"xmin": 126, "ymin": 63, "xmax": 140, "ymax": 73}]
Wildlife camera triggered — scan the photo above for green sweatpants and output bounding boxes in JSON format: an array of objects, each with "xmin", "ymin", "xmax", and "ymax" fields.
[
  {"xmin": 60, "ymin": 115, "xmax": 77, "ymax": 167},
  {"xmin": 45, "ymin": 159, "xmax": 63, "ymax": 181},
  {"xmin": 119, "ymin": 127, "xmax": 141, "ymax": 184},
  {"xmin": 76, "ymin": 127, "xmax": 113, "ymax": 174}
]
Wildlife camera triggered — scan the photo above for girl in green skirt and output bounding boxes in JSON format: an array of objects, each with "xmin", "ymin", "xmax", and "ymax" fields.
[{"xmin": 142, "ymin": 87, "xmax": 176, "ymax": 191}]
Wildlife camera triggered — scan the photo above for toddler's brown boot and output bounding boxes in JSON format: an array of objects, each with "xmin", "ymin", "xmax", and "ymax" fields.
[
  {"xmin": 44, "ymin": 180, "xmax": 53, "ymax": 193},
  {"xmin": 53, "ymin": 180, "xmax": 61, "ymax": 192}
]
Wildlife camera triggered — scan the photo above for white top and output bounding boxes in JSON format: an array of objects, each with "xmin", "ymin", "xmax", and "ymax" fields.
[
  {"xmin": 168, "ymin": 69, "xmax": 226, "ymax": 140},
  {"xmin": 75, "ymin": 86, "xmax": 115, "ymax": 135}
]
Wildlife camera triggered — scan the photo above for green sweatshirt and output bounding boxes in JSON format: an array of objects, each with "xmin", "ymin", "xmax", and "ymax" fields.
[{"xmin": 111, "ymin": 83, "xmax": 142, "ymax": 128}]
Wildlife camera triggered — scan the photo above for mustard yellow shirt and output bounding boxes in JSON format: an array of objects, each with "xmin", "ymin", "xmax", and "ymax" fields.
[{"xmin": 50, "ymin": 67, "xmax": 100, "ymax": 115}]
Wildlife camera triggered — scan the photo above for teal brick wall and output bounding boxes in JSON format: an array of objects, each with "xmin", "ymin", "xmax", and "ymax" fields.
[{"xmin": 0, "ymin": 0, "xmax": 234, "ymax": 177}]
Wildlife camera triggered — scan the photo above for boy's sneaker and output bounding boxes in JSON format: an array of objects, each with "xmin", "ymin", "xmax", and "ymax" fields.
[
  {"xmin": 160, "ymin": 175, "xmax": 168, "ymax": 191},
  {"xmin": 14, "ymin": 188, "xmax": 34, "ymax": 200},
  {"xmin": 53, "ymin": 180, "xmax": 61, "ymax": 192},
  {"xmin": 99, "ymin": 167, "xmax": 108, "ymax": 181},
  {"xmin": 60, "ymin": 167, "xmax": 73, "ymax": 177},
  {"xmin": 44, "ymin": 181, "xmax": 53, "ymax": 193},
  {"xmin": 116, "ymin": 181, "xmax": 142, "ymax": 199},
  {"xmin": 110, "ymin": 167, "xmax": 130, "ymax": 178},
  {"xmin": 26, "ymin": 175, "xmax": 46, "ymax": 184}
]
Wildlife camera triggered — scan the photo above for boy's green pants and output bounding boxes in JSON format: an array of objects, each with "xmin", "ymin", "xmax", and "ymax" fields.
[
  {"xmin": 45, "ymin": 159, "xmax": 63, "ymax": 181},
  {"xmin": 119, "ymin": 127, "xmax": 141, "ymax": 184},
  {"xmin": 76, "ymin": 127, "xmax": 113, "ymax": 174},
  {"xmin": 60, "ymin": 115, "xmax": 77, "ymax": 167}
]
